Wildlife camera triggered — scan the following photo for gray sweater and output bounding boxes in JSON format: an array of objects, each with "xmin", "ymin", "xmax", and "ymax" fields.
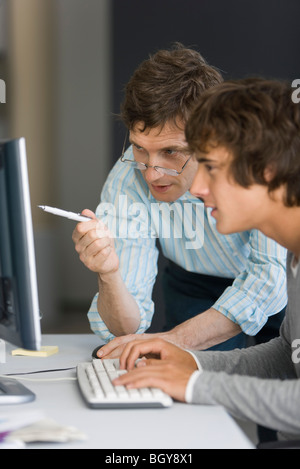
[{"xmin": 192, "ymin": 251, "xmax": 300, "ymax": 440}]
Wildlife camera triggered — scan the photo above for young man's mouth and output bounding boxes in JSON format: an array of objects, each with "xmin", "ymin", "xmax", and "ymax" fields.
[{"xmin": 205, "ymin": 204, "xmax": 218, "ymax": 216}]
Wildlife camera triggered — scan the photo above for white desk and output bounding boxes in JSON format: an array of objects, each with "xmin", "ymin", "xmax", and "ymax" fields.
[{"xmin": 0, "ymin": 334, "xmax": 253, "ymax": 449}]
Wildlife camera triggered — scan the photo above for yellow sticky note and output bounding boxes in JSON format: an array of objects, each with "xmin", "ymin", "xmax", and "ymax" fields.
[{"xmin": 11, "ymin": 346, "xmax": 59, "ymax": 357}]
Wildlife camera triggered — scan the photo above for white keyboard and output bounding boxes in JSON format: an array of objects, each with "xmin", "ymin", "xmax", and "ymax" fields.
[{"xmin": 77, "ymin": 358, "xmax": 173, "ymax": 409}]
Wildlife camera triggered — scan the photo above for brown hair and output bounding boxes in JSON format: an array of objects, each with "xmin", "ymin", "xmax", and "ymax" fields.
[
  {"xmin": 120, "ymin": 43, "xmax": 223, "ymax": 131},
  {"xmin": 185, "ymin": 78, "xmax": 300, "ymax": 206}
]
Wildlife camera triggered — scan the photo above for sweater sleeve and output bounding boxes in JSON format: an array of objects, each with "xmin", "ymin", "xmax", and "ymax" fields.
[
  {"xmin": 192, "ymin": 334, "xmax": 294, "ymax": 379},
  {"xmin": 190, "ymin": 334, "xmax": 300, "ymax": 435}
]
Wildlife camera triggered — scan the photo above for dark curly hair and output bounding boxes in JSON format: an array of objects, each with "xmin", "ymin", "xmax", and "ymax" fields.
[
  {"xmin": 120, "ymin": 43, "xmax": 223, "ymax": 131},
  {"xmin": 186, "ymin": 78, "xmax": 300, "ymax": 207}
]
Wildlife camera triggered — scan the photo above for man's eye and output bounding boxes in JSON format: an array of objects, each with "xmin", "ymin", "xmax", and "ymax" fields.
[
  {"xmin": 163, "ymin": 149, "xmax": 186, "ymax": 160},
  {"xmin": 132, "ymin": 144, "xmax": 146, "ymax": 154}
]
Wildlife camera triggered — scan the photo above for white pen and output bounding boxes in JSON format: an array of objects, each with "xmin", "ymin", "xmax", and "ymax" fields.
[{"xmin": 38, "ymin": 205, "xmax": 92, "ymax": 222}]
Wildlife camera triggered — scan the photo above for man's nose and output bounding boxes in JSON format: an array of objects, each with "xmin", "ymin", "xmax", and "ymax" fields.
[{"xmin": 143, "ymin": 166, "xmax": 164, "ymax": 183}]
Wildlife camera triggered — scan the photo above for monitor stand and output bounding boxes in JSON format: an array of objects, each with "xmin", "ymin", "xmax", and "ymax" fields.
[{"xmin": 0, "ymin": 340, "xmax": 36, "ymax": 404}]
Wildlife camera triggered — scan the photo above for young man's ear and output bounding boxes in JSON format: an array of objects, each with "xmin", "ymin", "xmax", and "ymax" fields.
[
  {"xmin": 263, "ymin": 165, "xmax": 276, "ymax": 183},
  {"xmin": 263, "ymin": 165, "xmax": 286, "ymax": 203}
]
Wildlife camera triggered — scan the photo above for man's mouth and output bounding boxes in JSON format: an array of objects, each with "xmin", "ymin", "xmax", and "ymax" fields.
[{"xmin": 151, "ymin": 184, "xmax": 172, "ymax": 193}]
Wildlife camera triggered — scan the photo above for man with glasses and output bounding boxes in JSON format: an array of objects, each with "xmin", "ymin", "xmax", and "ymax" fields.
[{"xmin": 72, "ymin": 44, "xmax": 286, "ymax": 354}]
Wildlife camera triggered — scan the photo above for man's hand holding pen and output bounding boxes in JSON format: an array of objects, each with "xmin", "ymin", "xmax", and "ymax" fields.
[{"xmin": 72, "ymin": 209, "xmax": 119, "ymax": 275}]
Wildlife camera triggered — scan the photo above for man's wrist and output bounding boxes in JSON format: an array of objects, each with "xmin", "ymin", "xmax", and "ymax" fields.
[
  {"xmin": 98, "ymin": 268, "xmax": 120, "ymax": 285},
  {"xmin": 157, "ymin": 327, "xmax": 183, "ymax": 347}
]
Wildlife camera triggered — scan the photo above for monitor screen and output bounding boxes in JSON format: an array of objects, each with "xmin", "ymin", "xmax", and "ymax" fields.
[{"xmin": 0, "ymin": 137, "xmax": 41, "ymax": 351}]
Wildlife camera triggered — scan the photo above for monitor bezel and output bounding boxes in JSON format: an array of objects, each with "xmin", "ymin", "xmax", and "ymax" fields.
[{"xmin": 0, "ymin": 137, "xmax": 41, "ymax": 350}]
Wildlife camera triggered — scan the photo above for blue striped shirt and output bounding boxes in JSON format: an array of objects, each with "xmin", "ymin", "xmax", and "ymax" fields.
[{"xmin": 88, "ymin": 146, "xmax": 287, "ymax": 341}]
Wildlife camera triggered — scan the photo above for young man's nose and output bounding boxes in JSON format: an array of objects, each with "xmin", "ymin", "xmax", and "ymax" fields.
[{"xmin": 190, "ymin": 165, "xmax": 210, "ymax": 199}]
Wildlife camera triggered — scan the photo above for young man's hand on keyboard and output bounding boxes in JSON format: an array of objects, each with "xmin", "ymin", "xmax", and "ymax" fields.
[
  {"xmin": 113, "ymin": 361, "xmax": 194, "ymax": 402},
  {"xmin": 112, "ymin": 338, "xmax": 198, "ymax": 402}
]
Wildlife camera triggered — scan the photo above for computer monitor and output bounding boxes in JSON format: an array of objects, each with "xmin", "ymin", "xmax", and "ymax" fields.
[{"xmin": 0, "ymin": 137, "xmax": 41, "ymax": 352}]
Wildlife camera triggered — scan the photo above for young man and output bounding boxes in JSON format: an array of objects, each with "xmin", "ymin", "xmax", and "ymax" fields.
[
  {"xmin": 113, "ymin": 78, "xmax": 300, "ymax": 441},
  {"xmin": 73, "ymin": 44, "xmax": 286, "ymax": 352}
]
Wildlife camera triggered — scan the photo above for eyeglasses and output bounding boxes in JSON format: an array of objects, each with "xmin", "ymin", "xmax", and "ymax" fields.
[{"xmin": 120, "ymin": 135, "xmax": 192, "ymax": 177}]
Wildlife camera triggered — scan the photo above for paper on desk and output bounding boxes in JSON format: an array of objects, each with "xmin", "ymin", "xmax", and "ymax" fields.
[
  {"xmin": 0, "ymin": 410, "xmax": 87, "ymax": 444},
  {"xmin": 0, "ymin": 409, "xmax": 45, "ymax": 433},
  {"xmin": 0, "ymin": 410, "xmax": 44, "ymax": 449},
  {"xmin": 9, "ymin": 418, "xmax": 87, "ymax": 443},
  {"xmin": 11, "ymin": 345, "xmax": 59, "ymax": 357},
  {"xmin": 0, "ymin": 438, "xmax": 26, "ymax": 449}
]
